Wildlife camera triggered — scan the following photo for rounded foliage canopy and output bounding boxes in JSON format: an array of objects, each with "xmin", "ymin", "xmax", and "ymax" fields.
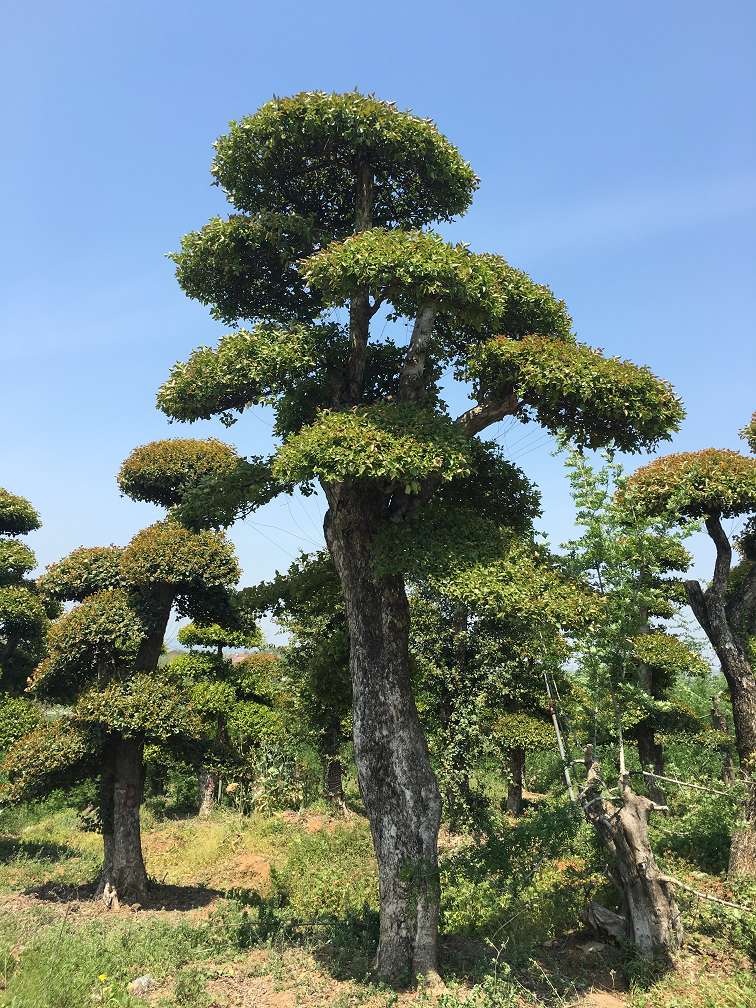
[
  {"xmin": 622, "ymin": 449, "xmax": 756, "ymax": 519},
  {"xmin": 118, "ymin": 438, "xmax": 242, "ymax": 509},
  {"xmin": 211, "ymin": 91, "xmax": 478, "ymax": 236},
  {"xmin": 0, "ymin": 489, "xmax": 40, "ymax": 536},
  {"xmin": 37, "ymin": 546, "xmax": 123, "ymax": 603},
  {"xmin": 120, "ymin": 521, "xmax": 240, "ymax": 593}
]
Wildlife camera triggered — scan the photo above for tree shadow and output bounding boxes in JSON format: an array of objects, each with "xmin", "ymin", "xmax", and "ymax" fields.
[
  {"xmin": 0, "ymin": 837, "xmax": 80, "ymax": 863},
  {"xmin": 24, "ymin": 879, "xmax": 223, "ymax": 911}
]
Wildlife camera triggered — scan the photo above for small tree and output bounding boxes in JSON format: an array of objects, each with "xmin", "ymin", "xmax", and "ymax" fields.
[
  {"xmin": 156, "ymin": 91, "xmax": 684, "ymax": 982},
  {"xmin": 2, "ymin": 439, "xmax": 246, "ymax": 905},
  {"xmin": 247, "ymin": 552, "xmax": 352, "ymax": 812},
  {"xmin": 623, "ymin": 419, "xmax": 756, "ymax": 876},
  {"xmin": 562, "ymin": 451, "xmax": 707, "ymax": 802},
  {"xmin": 176, "ymin": 613, "xmax": 263, "ymax": 814}
]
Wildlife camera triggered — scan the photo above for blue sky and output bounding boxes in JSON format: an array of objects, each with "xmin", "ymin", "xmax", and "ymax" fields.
[{"xmin": 2, "ymin": 1, "xmax": 754, "ymax": 645}]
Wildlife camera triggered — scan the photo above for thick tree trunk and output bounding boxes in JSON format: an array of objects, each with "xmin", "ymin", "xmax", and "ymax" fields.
[
  {"xmin": 96, "ymin": 736, "xmax": 148, "ymax": 905},
  {"xmin": 198, "ymin": 769, "xmax": 217, "ymax": 818},
  {"xmin": 323, "ymin": 713, "xmax": 346, "ymax": 813},
  {"xmin": 579, "ymin": 748, "xmax": 682, "ymax": 960},
  {"xmin": 95, "ymin": 750, "xmax": 116, "ymax": 906},
  {"xmin": 325, "ymin": 491, "xmax": 442, "ymax": 987},
  {"xmin": 506, "ymin": 746, "xmax": 525, "ymax": 816}
]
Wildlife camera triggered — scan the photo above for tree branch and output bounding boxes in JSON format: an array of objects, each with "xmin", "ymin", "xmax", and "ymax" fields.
[
  {"xmin": 455, "ymin": 392, "xmax": 519, "ymax": 436},
  {"xmin": 705, "ymin": 513, "xmax": 732, "ymax": 594},
  {"xmin": 684, "ymin": 578, "xmax": 715, "ymax": 642},
  {"xmin": 398, "ymin": 302, "xmax": 438, "ymax": 403}
]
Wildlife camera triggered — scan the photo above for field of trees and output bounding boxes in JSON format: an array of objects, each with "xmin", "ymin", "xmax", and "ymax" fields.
[{"xmin": 1, "ymin": 92, "xmax": 754, "ymax": 1008}]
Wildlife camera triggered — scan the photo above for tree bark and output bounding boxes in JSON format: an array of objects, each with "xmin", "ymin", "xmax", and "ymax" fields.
[
  {"xmin": 96, "ymin": 735, "xmax": 148, "ymax": 905},
  {"xmin": 636, "ymin": 727, "xmax": 667, "ymax": 806},
  {"xmin": 579, "ymin": 747, "xmax": 682, "ymax": 960},
  {"xmin": 506, "ymin": 746, "xmax": 525, "ymax": 816},
  {"xmin": 198, "ymin": 769, "xmax": 217, "ymax": 817},
  {"xmin": 325, "ymin": 489, "xmax": 442, "ymax": 987}
]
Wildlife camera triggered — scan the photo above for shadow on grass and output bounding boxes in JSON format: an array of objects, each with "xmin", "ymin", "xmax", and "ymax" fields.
[
  {"xmin": 24, "ymin": 878, "xmax": 224, "ymax": 911},
  {"xmin": 0, "ymin": 836, "xmax": 81, "ymax": 863}
]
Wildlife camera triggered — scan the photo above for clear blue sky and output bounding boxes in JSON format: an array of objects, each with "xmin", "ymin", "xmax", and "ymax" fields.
[{"xmin": 2, "ymin": 1, "xmax": 755, "ymax": 644}]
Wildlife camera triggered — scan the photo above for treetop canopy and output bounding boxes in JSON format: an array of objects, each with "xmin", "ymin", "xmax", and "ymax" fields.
[
  {"xmin": 741, "ymin": 412, "xmax": 756, "ymax": 454},
  {"xmin": 622, "ymin": 449, "xmax": 756, "ymax": 519},
  {"xmin": 38, "ymin": 546, "xmax": 123, "ymax": 603},
  {"xmin": 0, "ymin": 489, "xmax": 40, "ymax": 537},
  {"xmin": 211, "ymin": 91, "xmax": 478, "ymax": 236}
]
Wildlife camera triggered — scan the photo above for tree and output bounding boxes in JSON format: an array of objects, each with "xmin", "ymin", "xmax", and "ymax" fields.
[
  {"xmin": 246, "ymin": 551, "xmax": 352, "ymax": 812},
  {"xmin": 2, "ymin": 438, "xmax": 246, "ymax": 905},
  {"xmin": 623, "ymin": 420, "xmax": 756, "ymax": 876},
  {"xmin": 156, "ymin": 91, "xmax": 684, "ymax": 983},
  {"xmin": 175, "ymin": 613, "xmax": 263, "ymax": 815},
  {"xmin": 0, "ymin": 488, "xmax": 53, "ymax": 694},
  {"xmin": 562, "ymin": 451, "xmax": 707, "ymax": 803}
]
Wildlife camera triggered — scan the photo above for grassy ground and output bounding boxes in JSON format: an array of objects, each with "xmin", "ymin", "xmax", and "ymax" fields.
[{"xmin": 0, "ymin": 800, "xmax": 753, "ymax": 1008}]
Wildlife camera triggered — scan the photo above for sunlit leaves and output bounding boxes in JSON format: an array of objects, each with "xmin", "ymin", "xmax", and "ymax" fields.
[
  {"xmin": 37, "ymin": 546, "xmax": 124, "ymax": 603},
  {"xmin": 0, "ymin": 489, "xmax": 40, "ymax": 536},
  {"xmin": 466, "ymin": 336, "xmax": 685, "ymax": 452}
]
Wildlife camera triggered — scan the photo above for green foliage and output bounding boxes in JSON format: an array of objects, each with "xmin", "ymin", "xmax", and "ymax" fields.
[
  {"xmin": 120, "ymin": 521, "xmax": 240, "ymax": 595},
  {"xmin": 273, "ymin": 403, "xmax": 472, "ymax": 490},
  {"xmin": 177, "ymin": 620, "xmax": 262, "ymax": 651},
  {"xmin": 466, "ymin": 335, "xmax": 685, "ymax": 452},
  {"xmin": 118, "ymin": 438, "xmax": 242, "ymax": 512},
  {"xmin": 623, "ymin": 448, "xmax": 756, "ymax": 519},
  {"xmin": 740, "ymin": 410, "xmax": 756, "ymax": 454},
  {"xmin": 28, "ymin": 589, "xmax": 145, "ymax": 697},
  {"xmin": 37, "ymin": 546, "xmax": 123, "ymax": 602},
  {"xmin": 171, "ymin": 212, "xmax": 322, "ymax": 325},
  {"xmin": 74, "ymin": 675, "xmax": 204, "ymax": 741},
  {"xmin": 0, "ymin": 488, "xmax": 40, "ymax": 536},
  {"xmin": 0, "ymin": 692, "xmax": 41, "ymax": 751},
  {"xmin": 1, "ymin": 719, "xmax": 96, "ymax": 801},
  {"xmin": 211, "ymin": 91, "xmax": 478, "ymax": 234},
  {"xmin": 0, "ymin": 539, "xmax": 35, "ymax": 582}
]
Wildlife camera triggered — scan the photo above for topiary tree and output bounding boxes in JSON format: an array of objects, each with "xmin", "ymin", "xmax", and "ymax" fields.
[
  {"xmin": 2, "ymin": 439, "xmax": 247, "ymax": 905},
  {"xmin": 623, "ymin": 422, "xmax": 756, "ymax": 877},
  {"xmin": 245, "ymin": 551, "xmax": 353, "ymax": 813},
  {"xmin": 155, "ymin": 91, "xmax": 684, "ymax": 983},
  {"xmin": 175, "ymin": 612, "xmax": 263, "ymax": 814},
  {"xmin": 0, "ymin": 489, "xmax": 54, "ymax": 695}
]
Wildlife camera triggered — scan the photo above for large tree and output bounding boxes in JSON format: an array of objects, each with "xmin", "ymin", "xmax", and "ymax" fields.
[
  {"xmin": 2, "ymin": 438, "xmax": 248, "ymax": 905},
  {"xmin": 156, "ymin": 91, "xmax": 684, "ymax": 983},
  {"xmin": 623, "ymin": 417, "xmax": 756, "ymax": 876}
]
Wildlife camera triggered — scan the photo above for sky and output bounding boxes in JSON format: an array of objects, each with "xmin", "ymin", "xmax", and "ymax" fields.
[{"xmin": 1, "ymin": 1, "xmax": 755, "ymax": 647}]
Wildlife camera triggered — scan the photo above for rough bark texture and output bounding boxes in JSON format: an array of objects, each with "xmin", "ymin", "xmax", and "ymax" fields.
[
  {"xmin": 95, "ymin": 750, "xmax": 117, "ymax": 907},
  {"xmin": 579, "ymin": 747, "xmax": 682, "ymax": 960},
  {"xmin": 506, "ymin": 746, "xmax": 525, "ymax": 816},
  {"xmin": 198, "ymin": 769, "xmax": 217, "ymax": 818},
  {"xmin": 325, "ymin": 488, "xmax": 442, "ymax": 986},
  {"xmin": 685, "ymin": 516, "xmax": 756, "ymax": 877},
  {"xmin": 96, "ymin": 736, "xmax": 148, "ymax": 905}
]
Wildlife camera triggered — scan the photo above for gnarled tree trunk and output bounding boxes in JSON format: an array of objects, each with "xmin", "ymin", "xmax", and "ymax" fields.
[
  {"xmin": 579, "ymin": 747, "xmax": 682, "ymax": 960},
  {"xmin": 325, "ymin": 489, "xmax": 442, "ymax": 987},
  {"xmin": 506, "ymin": 746, "xmax": 525, "ymax": 816},
  {"xmin": 96, "ymin": 735, "xmax": 148, "ymax": 906}
]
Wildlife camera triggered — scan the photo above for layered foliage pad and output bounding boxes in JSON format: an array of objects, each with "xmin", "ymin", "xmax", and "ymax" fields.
[
  {"xmin": 623, "ymin": 449, "xmax": 756, "ymax": 519},
  {"xmin": 1, "ymin": 719, "xmax": 97, "ymax": 802},
  {"xmin": 211, "ymin": 91, "xmax": 478, "ymax": 236},
  {"xmin": 466, "ymin": 336, "xmax": 685, "ymax": 452},
  {"xmin": 741, "ymin": 412, "xmax": 756, "ymax": 455},
  {"xmin": 0, "ymin": 488, "xmax": 49, "ymax": 693},
  {"xmin": 177, "ymin": 619, "xmax": 263, "ymax": 652},
  {"xmin": 37, "ymin": 546, "xmax": 123, "ymax": 602}
]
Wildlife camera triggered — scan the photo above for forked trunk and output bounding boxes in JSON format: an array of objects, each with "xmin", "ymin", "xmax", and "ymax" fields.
[
  {"xmin": 506, "ymin": 746, "xmax": 525, "ymax": 816},
  {"xmin": 198, "ymin": 769, "xmax": 217, "ymax": 818},
  {"xmin": 579, "ymin": 747, "xmax": 682, "ymax": 960},
  {"xmin": 325, "ymin": 491, "xmax": 442, "ymax": 987},
  {"xmin": 96, "ymin": 735, "xmax": 148, "ymax": 906}
]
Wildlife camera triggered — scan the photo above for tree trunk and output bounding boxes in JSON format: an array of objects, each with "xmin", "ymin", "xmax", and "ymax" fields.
[
  {"xmin": 198, "ymin": 769, "xmax": 217, "ymax": 818},
  {"xmin": 579, "ymin": 747, "xmax": 682, "ymax": 960},
  {"xmin": 96, "ymin": 736, "xmax": 148, "ymax": 905},
  {"xmin": 325, "ymin": 490, "xmax": 442, "ymax": 987},
  {"xmin": 323, "ymin": 713, "xmax": 347, "ymax": 813},
  {"xmin": 636, "ymin": 727, "xmax": 667, "ymax": 806},
  {"xmin": 95, "ymin": 749, "xmax": 116, "ymax": 906},
  {"xmin": 506, "ymin": 746, "xmax": 525, "ymax": 816}
]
